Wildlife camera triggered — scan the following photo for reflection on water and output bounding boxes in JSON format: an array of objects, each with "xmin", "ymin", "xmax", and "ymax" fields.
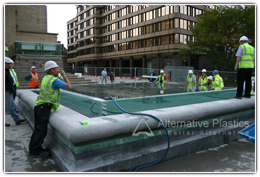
[
  {"xmin": 68, "ymin": 82, "xmax": 233, "ymax": 100},
  {"xmin": 31, "ymin": 83, "xmax": 236, "ymax": 118}
]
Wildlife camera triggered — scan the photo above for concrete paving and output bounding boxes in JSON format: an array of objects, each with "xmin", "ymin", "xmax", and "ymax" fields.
[{"xmin": 4, "ymin": 97, "xmax": 255, "ymax": 173}]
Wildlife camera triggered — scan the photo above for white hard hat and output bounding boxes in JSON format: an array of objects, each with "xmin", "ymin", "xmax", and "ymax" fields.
[
  {"xmin": 5, "ymin": 57, "xmax": 14, "ymax": 63},
  {"xmin": 239, "ymin": 36, "xmax": 248, "ymax": 42},
  {"xmin": 160, "ymin": 90, "xmax": 164, "ymax": 94},
  {"xmin": 44, "ymin": 61, "xmax": 59, "ymax": 72},
  {"xmin": 160, "ymin": 70, "xmax": 164, "ymax": 73},
  {"xmin": 188, "ymin": 70, "xmax": 193, "ymax": 74},
  {"xmin": 202, "ymin": 69, "xmax": 207, "ymax": 73},
  {"xmin": 31, "ymin": 66, "xmax": 36, "ymax": 70},
  {"xmin": 208, "ymin": 76, "xmax": 213, "ymax": 80}
]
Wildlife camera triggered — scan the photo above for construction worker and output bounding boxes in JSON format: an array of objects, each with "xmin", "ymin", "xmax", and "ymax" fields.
[
  {"xmin": 186, "ymin": 70, "xmax": 196, "ymax": 85},
  {"xmin": 29, "ymin": 61, "xmax": 71, "ymax": 158},
  {"xmin": 9, "ymin": 61, "xmax": 19, "ymax": 98},
  {"xmin": 234, "ymin": 36, "xmax": 255, "ymax": 99},
  {"xmin": 186, "ymin": 70, "xmax": 196, "ymax": 92},
  {"xmin": 5, "ymin": 57, "xmax": 26, "ymax": 126},
  {"xmin": 198, "ymin": 69, "xmax": 208, "ymax": 91},
  {"xmin": 212, "ymin": 70, "xmax": 224, "ymax": 90},
  {"xmin": 206, "ymin": 75, "xmax": 214, "ymax": 90},
  {"xmin": 154, "ymin": 70, "xmax": 167, "ymax": 84},
  {"xmin": 25, "ymin": 66, "xmax": 39, "ymax": 89},
  {"xmin": 5, "ymin": 44, "xmax": 9, "ymax": 57}
]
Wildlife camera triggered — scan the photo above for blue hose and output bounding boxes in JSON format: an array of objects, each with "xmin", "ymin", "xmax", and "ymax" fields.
[
  {"xmin": 91, "ymin": 101, "xmax": 122, "ymax": 115},
  {"xmin": 105, "ymin": 95, "xmax": 170, "ymax": 172}
]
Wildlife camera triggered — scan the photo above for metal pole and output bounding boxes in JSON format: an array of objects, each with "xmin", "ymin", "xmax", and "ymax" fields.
[
  {"xmin": 95, "ymin": 67, "xmax": 97, "ymax": 82},
  {"xmin": 134, "ymin": 68, "xmax": 136, "ymax": 84},
  {"xmin": 114, "ymin": 68, "xmax": 115, "ymax": 84}
]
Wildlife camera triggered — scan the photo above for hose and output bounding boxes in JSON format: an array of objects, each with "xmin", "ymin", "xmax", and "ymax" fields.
[
  {"xmin": 91, "ymin": 101, "xmax": 122, "ymax": 115},
  {"xmin": 105, "ymin": 95, "xmax": 170, "ymax": 172}
]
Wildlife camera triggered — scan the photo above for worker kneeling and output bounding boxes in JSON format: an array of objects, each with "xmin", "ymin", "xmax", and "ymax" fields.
[{"xmin": 207, "ymin": 72, "xmax": 224, "ymax": 91}]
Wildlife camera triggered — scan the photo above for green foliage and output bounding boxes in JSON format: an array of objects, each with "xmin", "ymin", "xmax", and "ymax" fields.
[{"xmin": 179, "ymin": 5, "xmax": 255, "ymax": 71}]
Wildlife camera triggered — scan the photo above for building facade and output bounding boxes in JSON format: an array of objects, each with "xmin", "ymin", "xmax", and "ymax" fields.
[
  {"xmin": 67, "ymin": 5, "xmax": 214, "ymax": 72},
  {"xmin": 5, "ymin": 5, "xmax": 64, "ymax": 67}
]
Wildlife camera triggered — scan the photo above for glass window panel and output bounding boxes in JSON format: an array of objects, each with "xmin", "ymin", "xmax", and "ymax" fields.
[
  {"xmin": 162, "ymin": 6, "xmax": 166, "ymax": 16},
  {"xmin": 184, "ymin": 35, "xmax": 187, "ymax": 44},
  {"xmin": 174, "ymin": 18, "xmax": 179, "ymax": 28},
  {"xmin": 184, "ymin": 20, "xmax": 187, "ymax": 29},
  {"xmin": 180, "ymin": 34, "xmax": 184, "ymax": 43},
  {"xmin": 174, "ymin": 34, "xmax": 179, "ymax": 43},
  {"xmin": 174, "ymin": 5, "xmax": 179, "ymax": 13},
  {"xmin": 169, "ymin": 34, "xmax": 173, "ymax": 43},
  {"xmin": 180, "ymin": 19, "xmax": 184, "ymax": 29},
  {"xmin": 169, "ymin": 19, "xmax": 173, "ymax": 29},
  {"xmin": 162, "ymin": 21, "xmax": 166, "ymax": 31},
  {"xmin": 166, "ymin": 6, "xmax": 170, "ymax": 15},
  {"xmin": 166, "ymin": 20, "xmax": 169, "ymax": 30}
]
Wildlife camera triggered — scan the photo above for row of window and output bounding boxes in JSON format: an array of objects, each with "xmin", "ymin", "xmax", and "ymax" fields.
[
  {"xmin": 69, "ymin": 6, "xmax": 202, "ymax": 34},
  {"xmin": 68, "ymin": 34, "xmax": 193, "ymax": 57},
  {"xmin": 74, "ymin": 5, "xmax": 202, "ymax": 27},
  {"xmin": 69, "ymin": 18, "xmax": 196, "ymax": 45},
  {"xmin": 77, "ymin": 5, "xmax": 149, "ymax": 14}
]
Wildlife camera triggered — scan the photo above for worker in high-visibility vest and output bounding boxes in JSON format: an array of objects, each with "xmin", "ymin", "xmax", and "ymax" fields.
[
  {"xmin": 186, "ymin": 70, "xmax": 196, "ymax": 92},
  {"xmin": 212, "ymin": 70, "xmax": 224, "ymax": 90},
  {"xmin": 198, "ymin": 69, "xmax": 208, "ymax": 91},
  {"xmin": 154, "ymin": 70, "xmax": 167, "ymax": 84},
  {"xmin": 29, "ymin": 60, "xmax": 71, "ymax": 158},
  {"xmin": 5, "ymin": 57, "xmax": 26, "ymax": 126},
  {"xmin": 25, "ymin": 66, "xmax": 39, "ymax": 89},
  {"xmin": 5, "ymin": 44, "xmax": 9, "ymax": 57},
  {"xmin": 234, "ymin": 36, "xmax": 255, "ymax": 99}
]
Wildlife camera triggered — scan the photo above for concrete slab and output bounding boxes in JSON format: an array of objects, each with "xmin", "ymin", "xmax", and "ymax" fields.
[
  {"xmin": 139, "ymin": 138, "xmax": 255, "ymax": 172},
  {"xmin": 5, "ymin": 112, "xmax": 60, "ymax": 172}
]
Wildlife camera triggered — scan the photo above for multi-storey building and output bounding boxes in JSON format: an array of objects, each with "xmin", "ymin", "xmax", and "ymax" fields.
[
  {"xmin": 5, "ymin": 5, "xmax": 64, "ymax": 67},
  {"xmin": 67, "ymin": 5, "xmax": 214, "ymax": 73}
]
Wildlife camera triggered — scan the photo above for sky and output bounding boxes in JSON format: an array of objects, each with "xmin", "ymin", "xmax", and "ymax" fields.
[{"xmin": 46, "ymin": 5, "xmax": 77, "ymax": 49}]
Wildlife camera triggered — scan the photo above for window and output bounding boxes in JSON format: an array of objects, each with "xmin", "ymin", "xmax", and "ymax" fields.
[
  {"xmin": 162, "ymin": 6, "xmax": 166, "ymax": 16},
  {"xmin": 169, "ymin": 19, "xmax": 173, "ymax": 29},
  {"xmin": 165, "ymin": 20, "xmax": 170, "ymax": 30},
  {"xmin": 145, "ymin": 25, "xmax": 152, "ymax": 34},
  {"xmin": 132, "ymin": 41, "xmax": 138, "ymax": 49},
  {"xmin": 133, "ymin": 28, "xmax": 138, "ymax": 36},
  {"xmin": 139, "ymin": 40, "xmax": 144, "ymax": 48},
  {"xmin": 174, "ymin": 5, "xmax": 179, "ymax": 13},
  {"xmin": 180, "ymin": 19, "xmax": 184, "ymax": 29},
  {"xmin": 169, "ymin": 34, "xmax": 173, "ymax": 43},
  {"xmin": 174, "ymin": 34, "xmax": 179, "ymax": 43},
  {"xmin": 174, "ymin": 18, "xmax": 179, "ymax": 28},
  {"xmin": 162, "ymin": 21, "xmax": 166, "ymax": 31}
]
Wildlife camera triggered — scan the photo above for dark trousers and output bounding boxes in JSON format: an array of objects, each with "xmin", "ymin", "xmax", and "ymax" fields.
[
  {"xmin": 236, "ymin": 68, "xmax": 253, "ymax": 97},
  {"xmin": 29, "ymin": 103, "xmax": 52, "ymax": 154}
]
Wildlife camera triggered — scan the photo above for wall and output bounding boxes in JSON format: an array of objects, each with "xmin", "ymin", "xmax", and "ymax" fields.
[{"xmin": 16, "ymin": 31, "xmax": 58, "ymax": 43}]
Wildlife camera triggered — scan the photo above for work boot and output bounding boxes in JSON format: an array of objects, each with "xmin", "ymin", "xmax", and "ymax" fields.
[
  {"xmin": 29, "ymin": 151, "xmax": 50, "ymax": 158},
  {"xmin": 242, "ymin": 95, "xmax": 251, "ymax": 98},
  {"xmin": 16, "ymin": 119, "xmax": 27, "ymax": 125},
  {"xmin": 233, "ymin": 96, "xmax": 242, "ymax": 99}
]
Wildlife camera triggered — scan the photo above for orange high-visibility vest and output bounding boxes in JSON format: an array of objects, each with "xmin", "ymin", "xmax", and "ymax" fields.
[{"xmin": 29, "ymin": 72, "xmax": 39, "ymax": 88}]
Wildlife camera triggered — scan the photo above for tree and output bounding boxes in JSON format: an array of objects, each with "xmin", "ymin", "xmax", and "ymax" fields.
[{"xmin": 178, "ymin": 5, "xmax": 255, "ymax": 71}]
